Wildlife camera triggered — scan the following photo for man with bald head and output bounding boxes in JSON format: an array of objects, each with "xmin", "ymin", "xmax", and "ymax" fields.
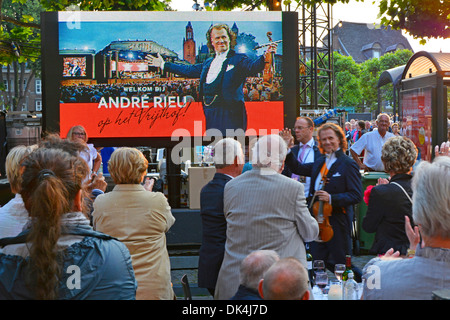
[
  {"xmin": 230, "ymin": 250, "xmax": 280, "ymax": 300},
  {"xmin": 258, "ymin": 257, "xmax": 310, "ymax": 300}
]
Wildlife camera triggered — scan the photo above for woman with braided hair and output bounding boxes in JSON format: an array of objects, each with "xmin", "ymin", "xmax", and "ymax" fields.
[{"xmin": 0, "ymin": 147, "xmax": 137, "ymax": 299}]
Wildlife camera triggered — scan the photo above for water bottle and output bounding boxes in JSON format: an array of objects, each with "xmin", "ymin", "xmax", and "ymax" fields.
[{"xmin": 343, "ymin": 271, "xmax": 358, "ymax": 300}]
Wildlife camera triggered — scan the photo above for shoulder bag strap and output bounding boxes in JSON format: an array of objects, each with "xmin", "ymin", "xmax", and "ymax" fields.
[{"xmin": 390, "ymin": 182, "xmax": 413, "ymax": 204}]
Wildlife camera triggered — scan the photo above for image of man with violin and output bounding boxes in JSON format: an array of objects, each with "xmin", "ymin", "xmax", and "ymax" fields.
[
  {"xmin": 147, "ymin": 23, "xmax": 277, "ymax": 136},
  {"xmin": 281, "ymin": 122, "xmax": 363, "ymax": 279}
]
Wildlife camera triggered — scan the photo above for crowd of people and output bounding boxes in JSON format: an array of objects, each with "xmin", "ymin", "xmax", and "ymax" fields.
[
  {"xmin": 60, "ymin": 76, "xmax": 283, "ymax": 104},
  {"xmin": 0, "ymin": 116, "xmax": 449, "ymax": 300}
]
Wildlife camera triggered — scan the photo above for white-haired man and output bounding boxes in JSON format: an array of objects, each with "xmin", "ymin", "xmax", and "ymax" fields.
[
  {"xmin": 214, "ymin": 134, "xmax": 319, "ymax": 300},
  {"xmin": 198, "ymin": 138, "xmax": 245, "ymax": 296}
]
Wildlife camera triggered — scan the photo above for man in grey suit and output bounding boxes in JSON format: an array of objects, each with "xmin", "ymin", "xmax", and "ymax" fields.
[{"xmin": 214, "ymin": 135, "xmax": 319, "ymax": 300}]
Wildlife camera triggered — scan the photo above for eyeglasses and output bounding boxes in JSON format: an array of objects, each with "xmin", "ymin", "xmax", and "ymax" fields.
[
  {"xmin": 294, "ymin": 126, "xmax": 311, "ymax": 130},
  {"xmin": 72, "ymin": 132, "xmax": 86, "ymax": 136}
]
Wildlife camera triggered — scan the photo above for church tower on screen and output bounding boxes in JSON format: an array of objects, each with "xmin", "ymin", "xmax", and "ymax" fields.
[{"xmin": 183, "ymin": 21, "xmax": 196, "ymax": 64}]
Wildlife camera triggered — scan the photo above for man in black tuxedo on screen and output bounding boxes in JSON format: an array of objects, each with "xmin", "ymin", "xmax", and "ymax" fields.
[{"xmin": 147, "ymin": 23, "xmax": 277, "ymax": 136}]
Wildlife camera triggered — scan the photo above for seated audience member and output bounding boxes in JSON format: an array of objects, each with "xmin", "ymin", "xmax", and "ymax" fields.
[
  {"xmin": 362, "ymin": 150, "xmax": 450, "ymax": 300},
  {"xmin": 231, "ymin": 250, "xmax": 280, "ymax": 300},
  {"xmin": 258, "ymin": 257, "xmax": 310, "ymax": 300},
  {"xmin": 362, "ymin": 136, "xmax": 418, "ymax": 256},
  {"xmin": 0, "ymin": 148, "xmax": 137, "ymax": 299},
  {"xmin": 93, "ymin": 147, "xmax": 175, "ymax": 300},
  {"xmin": 0, "ymin": 145, "xmax": 37, "ymax": 238}
]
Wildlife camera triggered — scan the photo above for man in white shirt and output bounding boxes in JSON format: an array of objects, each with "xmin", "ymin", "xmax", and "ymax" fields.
[
  {"xmin": 146, "ymin": 23, "xmax": 276, "ymax": 136},
  {"xmin": 350, "ymin": 113, "xmax": 394, "ymax": 172}
]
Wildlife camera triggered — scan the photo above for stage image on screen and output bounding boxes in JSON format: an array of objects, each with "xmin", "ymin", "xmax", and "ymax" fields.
[
  {"xmin": 56, "ymin": 11, "xmax": 291, "ymax": 139},
  {"xmin": 400, "ymin": 87, "xmax": 433, "ymax": 161},
  {"xmin": 63, "ymin": 56, "xmax": 87, "ymax": 77}
]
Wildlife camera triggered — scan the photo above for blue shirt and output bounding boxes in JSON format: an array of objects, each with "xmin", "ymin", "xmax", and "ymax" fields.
[{"xmin": 362, "ymin": 246, "xmax": 450, "ymax": 300}]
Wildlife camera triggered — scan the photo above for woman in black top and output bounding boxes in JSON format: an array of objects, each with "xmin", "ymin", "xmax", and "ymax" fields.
[{"xmin": 362, "ymin": 136, "xmax": 418, "ymax": 256}]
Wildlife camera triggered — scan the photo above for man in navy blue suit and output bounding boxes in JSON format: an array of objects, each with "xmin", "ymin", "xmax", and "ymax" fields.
[
  {"xmin": 281, "ymin": 123, "xmax": 363, "ymax": 279},
  {"xmin": 197, "ymin": 138, "xmax": 244, "ymax": 296},
  {"xmin": 147, "ymin": 23, "xmax": 277, "ymax": 136},
  {"xmin": 282, "ymin": 116, "xmax": 322, "ymax": 198}
]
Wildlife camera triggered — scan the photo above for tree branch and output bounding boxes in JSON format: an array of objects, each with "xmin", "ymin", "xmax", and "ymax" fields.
[{"xmin": 1, "ymin": 15, "xmax": 40, "ymax": 29}]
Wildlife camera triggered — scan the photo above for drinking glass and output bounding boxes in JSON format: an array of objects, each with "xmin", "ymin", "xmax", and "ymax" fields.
[
  {"xmin": 315, "ymin": 272, "xmax": 328, "ymax": 295},
  {"xmin": 313, "ymin": 260, "xmax": 325, "ymax": 273},
  {"xmin": 334, "ymin": 264, "xmax": 345, "ymax": 282}
]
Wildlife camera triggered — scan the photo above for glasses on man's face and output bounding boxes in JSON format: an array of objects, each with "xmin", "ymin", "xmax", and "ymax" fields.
[
  {"xmin": 72, "ymin": 132, "xmax": 86, "ymax": 137},
  {"xmin": 294, "ymin": 126, "xmax": 310, "ymax": 130}
]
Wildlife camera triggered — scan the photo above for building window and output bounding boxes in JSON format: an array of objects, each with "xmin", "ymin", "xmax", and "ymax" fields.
[
  {"xmin": 35, "ymin": 100, "xmax": 42, "ymax": 111},
  {"xmin": 35, "ymin": 79, "xmax": 42, "ymax": 94},
  {"xmin": 373, "ymin": 43, "xmax": 381, "ymax": 58},
  {"xmin": 21, "ymin": 104, "xmax": 27, "ymax": 111}
]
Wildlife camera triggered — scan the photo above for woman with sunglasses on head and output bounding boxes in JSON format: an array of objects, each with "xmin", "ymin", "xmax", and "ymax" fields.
[{"xmin": 66, "ymin": 125, "xmax": 102, "ymax": 175}]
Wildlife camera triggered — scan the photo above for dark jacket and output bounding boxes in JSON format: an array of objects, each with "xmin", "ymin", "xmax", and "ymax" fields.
[
  {"xmin": 165, "ymin": 50, "xmax": 265, "ymax": 107},
  {"xmin": 362, "ymin": 173, "xmax": 414, "ymax": 255},
  {"xmin": 282, "ymin": 142, "xmax": 322, "ymax": 178},
  {"xmin": 230, "ymin": 285, "xmax": 262, "ymax": 300},
  {"xmin": 284, "ymin": 148, "xmax": 363, "ymax": 266},
  {"xmin": 198, "ymin": 173, "xmax": 233, "ymax": 290}
]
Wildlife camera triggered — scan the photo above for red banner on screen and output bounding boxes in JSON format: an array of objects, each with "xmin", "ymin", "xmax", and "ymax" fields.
[{"xmin": 59, "ymin": 101, "xmax": 284, "ymax": 138}]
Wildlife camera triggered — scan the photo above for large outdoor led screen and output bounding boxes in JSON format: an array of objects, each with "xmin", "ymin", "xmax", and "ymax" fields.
[{"xmin": 41, "ymin": 11, "xmax": 298, "ymax": 146}]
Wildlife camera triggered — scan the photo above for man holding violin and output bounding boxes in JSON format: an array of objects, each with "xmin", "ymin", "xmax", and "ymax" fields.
[{"xmin": 281, "ymin": 123, "xmax": 362, "ymax": 278}]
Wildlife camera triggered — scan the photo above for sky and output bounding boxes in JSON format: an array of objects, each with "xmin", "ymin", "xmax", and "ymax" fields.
[
  {"xmin": 170, "ymin": 0, "xmax": 449, "ymax": 54},
  {"xmin": 59, "ymin": 13, "xmax": 283, "ymax": 57}
]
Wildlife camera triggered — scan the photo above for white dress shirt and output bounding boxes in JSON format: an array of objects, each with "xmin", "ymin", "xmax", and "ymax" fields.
[
  {"xmin": 350, "ymin": 130, "xmax": 394, "ymax": 171},
  {"xmin": 206, "ymin": 50, "xmax": 229, "ymax": 84}
]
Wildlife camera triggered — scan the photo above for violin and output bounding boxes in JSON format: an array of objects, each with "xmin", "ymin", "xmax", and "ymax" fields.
[
  {"xmin": 262, "ymin": 32, "xmax": 274, "ymax": 87},
  {"xmin": 311, "ymin": 174, "xmax": 334, "ymax": 242}
]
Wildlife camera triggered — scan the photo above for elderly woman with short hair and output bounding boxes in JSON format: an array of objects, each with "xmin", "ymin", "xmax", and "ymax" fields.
[
  {"xmin": 362, "ymin": 152, "xmax": 450, "ymax": 299},
  {"xmin": 92, "ymin": 147, "xmax": 175, "ymax": 300},
  {"xmin": 362, "ymin": 136, "xmax": 418, "ymax": 256},
  {"xmin": 0, "ymin": 145, "xmax": 37, "ymax": 238}
]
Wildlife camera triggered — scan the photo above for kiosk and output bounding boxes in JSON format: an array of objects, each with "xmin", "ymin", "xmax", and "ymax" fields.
[{"xmin": 399, "ymin": 51, "xmax": 449, "ymax": 162}]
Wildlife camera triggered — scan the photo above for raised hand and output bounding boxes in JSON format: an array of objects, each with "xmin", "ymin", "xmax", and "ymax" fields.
[{"xmin": 145, "ymin": 53, "xmax": 164, "ymax": 68}]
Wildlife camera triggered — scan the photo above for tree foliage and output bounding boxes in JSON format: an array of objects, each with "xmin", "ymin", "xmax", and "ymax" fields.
[
  {"xmin": 358, "ymin": 49, "xmax": 412, "ymax": 112},
  {"xmin": 40, "ymin": 0, "xmax": 171, "ymax": 11},
  {"xmin": 377, "ymin": 0, "xmax": 450, "ymax": 42}
]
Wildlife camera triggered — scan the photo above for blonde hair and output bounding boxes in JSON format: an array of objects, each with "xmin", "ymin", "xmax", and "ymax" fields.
[
  {"xmin": 66, "ymin": 125, "xmax": 88, "ymax": 142},
  {"xmin": 381, "ymin": 136, "xmax": 417, "ymax": 174},
  {"xmin": 108, "ymin": 147, "xmax": 148, "ymax": 184},
  {"xmin": 317, "ymin": 122, "xmax": 348, "ymax": 153},
  {"xmin": 6, "ymin": 145, "xmax": 38, "ymax": 193}
]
